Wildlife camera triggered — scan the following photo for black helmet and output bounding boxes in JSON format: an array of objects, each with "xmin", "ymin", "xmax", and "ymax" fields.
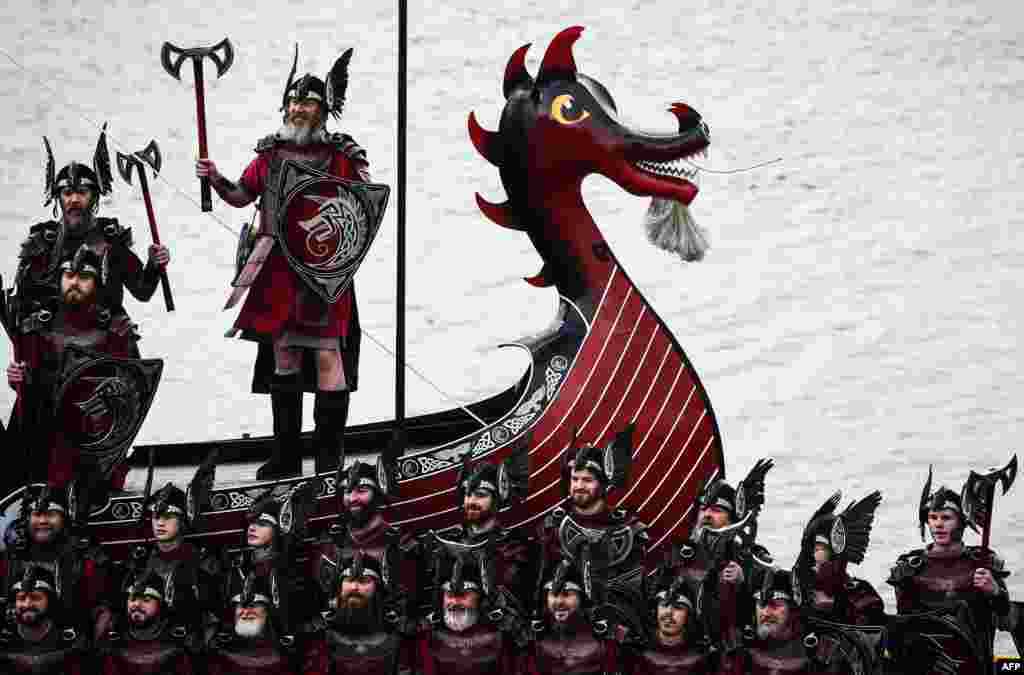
[
  {"xmin": 43, "ymin": 124, "xmax": 113, "ymax": 208},
  {"xmin": 280, "ymin": 44, "xmax": 353, "ymax": 122},
  {"xmin": 559, "ymin": 424, "xmax": 634, "ymax": 497},
  {"xmin": 918, "ymin": 465, "xmax": 967, "ymax": 541}
]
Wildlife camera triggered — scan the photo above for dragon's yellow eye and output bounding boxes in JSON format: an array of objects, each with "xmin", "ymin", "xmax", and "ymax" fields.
[{"xmin": 550, "ymin": 94, "xmax": 590, "ymax": 125}]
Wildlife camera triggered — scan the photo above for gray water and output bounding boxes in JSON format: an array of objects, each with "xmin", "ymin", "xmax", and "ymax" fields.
[{"xmin": 1, "ymin": 0, "xmax": 1021, "ymax": 656}]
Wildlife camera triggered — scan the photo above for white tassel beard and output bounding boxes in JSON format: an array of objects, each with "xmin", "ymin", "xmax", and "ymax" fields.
[{"xmin": 643, "ymin": 196, "xmax": 711, "ymax": 262}]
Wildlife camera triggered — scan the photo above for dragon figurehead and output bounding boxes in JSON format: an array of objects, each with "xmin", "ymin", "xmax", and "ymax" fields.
[{"xmin": 470, "ymin": 26, "xmax": 710, "ymax": 303}]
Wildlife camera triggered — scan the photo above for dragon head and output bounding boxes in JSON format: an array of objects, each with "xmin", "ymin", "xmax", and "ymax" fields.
[
  {"xmin": 470, "ymin": 27, "xmax": 710, "ymax": 295},
  {"xmin": 471, "ymin": 26, "xmax": 708, "ymax": 216}
]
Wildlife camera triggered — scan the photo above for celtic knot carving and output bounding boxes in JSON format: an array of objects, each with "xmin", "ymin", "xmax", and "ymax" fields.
[{"xmin": 229, "ymin": 492, "xmax": 255, "ymax": 509}]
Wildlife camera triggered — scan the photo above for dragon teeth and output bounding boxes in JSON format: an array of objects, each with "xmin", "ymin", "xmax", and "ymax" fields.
[{"xmin": 636, "ymin": 159, "xmax": 698, "ymax": 180}]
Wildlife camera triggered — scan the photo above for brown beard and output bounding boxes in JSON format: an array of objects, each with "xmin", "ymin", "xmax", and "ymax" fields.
[{"xmin": 571, "ymin": 492, "xmax": 597, "ymax": 509}]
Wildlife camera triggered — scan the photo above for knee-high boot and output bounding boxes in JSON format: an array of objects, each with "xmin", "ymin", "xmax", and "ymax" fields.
[
  {"xmin": 313, "ymin": 390, "xmax": 349, "ymax": 475},
  {"xmin": 256, "ymin": 375, "xmax": 304, "ymax": 480}
]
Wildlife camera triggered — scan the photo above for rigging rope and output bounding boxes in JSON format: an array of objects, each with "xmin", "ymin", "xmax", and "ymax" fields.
[{"xmin": 1, "ymin": 45, "xmax": 493, "ymax": 429}]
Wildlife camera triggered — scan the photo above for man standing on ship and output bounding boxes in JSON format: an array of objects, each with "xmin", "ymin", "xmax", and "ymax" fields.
[{"xmin": 196, "ymin": 46, "xmax": 370, "ymax": 479}]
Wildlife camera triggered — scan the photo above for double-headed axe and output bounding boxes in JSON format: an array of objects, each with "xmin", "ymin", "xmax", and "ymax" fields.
[
  {"xmin": 160, "ymin": 37, "xmax": 234, "ymax": 212},
  {"xmin": 117, "ymin": 141, "xmax": 175, "ymax": 311},
  {"xmin": 961, "ymin": 454, "xmax": 1017, "ymax": 550}
]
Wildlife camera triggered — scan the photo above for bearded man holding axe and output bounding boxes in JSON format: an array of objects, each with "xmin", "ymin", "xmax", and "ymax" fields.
[{"xmin": 190, "ymin": 43, "xmax": 374, "ymax": 480}]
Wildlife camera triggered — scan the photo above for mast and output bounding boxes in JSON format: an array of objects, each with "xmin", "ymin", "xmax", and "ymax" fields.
[{"xmin": 392, "ymin": 0, "xmax": 408, "ymax": 457}]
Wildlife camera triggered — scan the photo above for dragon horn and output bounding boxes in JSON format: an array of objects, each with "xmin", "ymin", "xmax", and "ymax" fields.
[
  {"xmin": 537, "ymin": 26, "xmax": 583, "ymax": 86},
  {"xmin": 503, "ymin": 43, "xmax": 533, "ymax": 98}
]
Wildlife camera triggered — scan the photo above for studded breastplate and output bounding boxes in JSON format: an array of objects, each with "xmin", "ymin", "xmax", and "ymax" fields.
[
  {"xmin": 557, "ymin": 514, "xmax": 638, "ymax": 571},
  {"xmin": 429, "ymin": 627, "xmax": 504, "ymax": 675},
  {"xmin": 325, "ymin": 629, "xmax": 400, "ymax": 675},
  {"xmin": 533, "ymin": 630, "xmax": 605, "ymax": 675},
  {"xmin": 109, "ymin": 640, "xmax": 186, "ymax": 674},
  {"xmin": 634, "ymin": 646, "xmax": 710, "ymax": 674}
]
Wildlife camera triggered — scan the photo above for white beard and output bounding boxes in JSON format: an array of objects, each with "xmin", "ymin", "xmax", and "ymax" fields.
[
  {"xmin": 276, "ymin": 121, "xmax": 328, "ymax": 146},
  {"xmin": 756, "ymin": 620, "xmax": 791, "ymax": 641},
  {"xmin": 235, "ymin": 618, "xmax": 265, "ymax": 638},
  {"xmin": 443, "ymin": 606, "xmax": 479, "ymax": 633}
]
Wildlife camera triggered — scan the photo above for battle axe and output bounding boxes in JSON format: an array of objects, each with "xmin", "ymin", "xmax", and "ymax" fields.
[
  {"xmin": 117, "ymin": 141, "xmax": 175, "ymax": 311},
  {"xmin": 160, "ymin": 38, "xmax": 234, "ymax": 212},
  {"xmin": 961, "ymin": 454, "xmax": 1017, "ymax": 550}
]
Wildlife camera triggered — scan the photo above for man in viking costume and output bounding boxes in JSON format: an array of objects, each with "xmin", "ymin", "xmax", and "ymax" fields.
[
  {"xmin": 522, "ymin": 558, "xmax": 625, "ymax": 675},
  {"xmin": 415, "ymin": 543, "xmax": 522, "ymax": 675},
  {"xmin": 223, "ymin": 482, "xmax": 320, "ymax": 636},
  {"xmin": 206, "ymin": 573, "xmax": 299, "ymax": 675},
  {"xmin": 196, "ymin": 46, "xmax": 372, "ymax": 480},
  {"xmin": 115, "ymin": 460, "xmax": 220, "ymax": 643},
  {"xmin": 425, "ymin": 441, "xmax": 530, "ymax": 609},
  {"xmin": 660, "ymin": 458, "xmax": 774, "ymax": 650},
  {"xmin": 726, "ymin": 566, "xmax": 861, "ymax": 675},
  {"xmin": 7, "ymin": 244, "xmax": 143, "ymax": 489},
  {"xmin": 0, "ymin": 485, "xmax": 113, "ymax": 641},
  {"xmin": 15, "ymin": 125, "xmax": 169, "ymax": 328},
  {"xmin": 886, "ymin": 464, "xmax": 1013, "ymax": 674},
  {"xmin": 100, "ymin": 571, "xmax": 195, "ymax": 674},
  {"xmin": 0, "ymin": 565, "xmax": 90, "ymax": 674},
  {"xmin": 310, "ymin": 459, "xmax": 417, "ymax": 610},
  {"xmin": 301, "ymin": 551, "xmax": 409, "ymax": 675},
  {"xmin": 792, "ymin": 490, "xmax": 885, "ymax": 626},
  {"xmin": 622, "ymin": 577, "xmax": 716, "ymax": 675},
  {"xmin": 536, "ymin": 425, "xmax": 648, "ymax": 618}
]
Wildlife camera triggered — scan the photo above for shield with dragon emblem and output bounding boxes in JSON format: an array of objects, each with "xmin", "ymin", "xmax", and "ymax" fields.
[
  {"xmin": 53, "ymin": 346, "xmax": 163, "ymax": 482},
  {"xmin": 275, "ymin": 160, "xmax": 390, "ymax": 303}
]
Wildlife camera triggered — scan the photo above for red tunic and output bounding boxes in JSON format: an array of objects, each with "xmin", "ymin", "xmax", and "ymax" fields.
[{"xmin": 232, "ymin": 144, "xmax": 361, "ymax": 340}]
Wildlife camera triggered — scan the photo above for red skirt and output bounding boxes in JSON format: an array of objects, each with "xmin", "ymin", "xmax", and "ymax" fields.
[{"xmin": 232, "ymin": 248, "xmax": 353, "ymax": 341}]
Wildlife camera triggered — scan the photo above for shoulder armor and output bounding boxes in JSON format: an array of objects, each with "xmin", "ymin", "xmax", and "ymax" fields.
[
  {"xmin": 888, "ymin": 550, "xmax": 926, "ymax": 584},
  {"xmin": 255, "ymin": 135, "xmax": 280, "ymax": 153},
  {"xmin": 20, "ymin": 307, "xmax": 55, "ymax": 334},
  {"xmin": 19, "ymin": 223, "xmax": 58, "ymax": 258},
  {"xmin": 96, "ymin": 217, "xmax": 129, "ymax": 242},
  {"xmin": 60, "ymin": 627, "xmax": 78, "ymax": 643},
  {"xmin": 544, "ymin": 507, "xmax": 568, "ymax": 529},
  {"xmin": 611, "ymin": 507, "xmax": 628, "ymax": 522},
  {"xmin": 328, "ymin": 132, "xmax": 369, "ymax": 164}
]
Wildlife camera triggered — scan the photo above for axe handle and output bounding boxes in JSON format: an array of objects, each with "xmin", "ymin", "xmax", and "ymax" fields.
[
  {"xmin": 192, "ymin": 58, "xmax": 212, "ymax": 212},
  {"xmin": 138, "ymin": 172, "xmax": 176, "ymax": 311},
  {"xmin": 981, "ymin": 484, "xmax": 994, "ymax": 551}
]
